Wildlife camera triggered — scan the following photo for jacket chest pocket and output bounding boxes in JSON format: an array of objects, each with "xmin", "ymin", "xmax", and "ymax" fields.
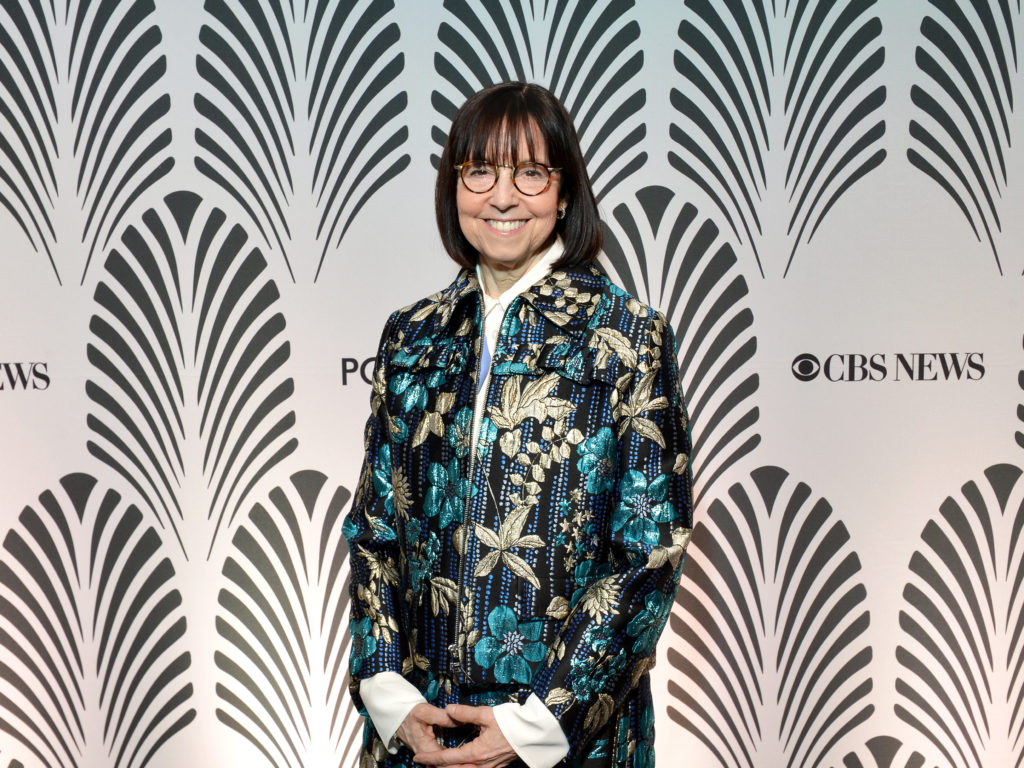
[
  {"xmin": 495, "ymin": 336, "xmax": 632, "ymax": 389},
  {"xmin": 386, "ymin": 340, "xmax": 471, "ymax": 417}
]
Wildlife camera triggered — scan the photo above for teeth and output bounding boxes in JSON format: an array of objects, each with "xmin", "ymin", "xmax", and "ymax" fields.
[{"xmin": 488, "ymin": 219, "xmax": 526, "ymax": 232}]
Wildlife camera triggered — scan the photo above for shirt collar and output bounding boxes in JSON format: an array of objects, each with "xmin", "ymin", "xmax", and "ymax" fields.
[
  {"xmin": 431, "ymin": 241, "xmax": 606, "ymax": 337},
  {"xmin": 476, "ymin": 238, "xmax": 564, "ymax": 320}
]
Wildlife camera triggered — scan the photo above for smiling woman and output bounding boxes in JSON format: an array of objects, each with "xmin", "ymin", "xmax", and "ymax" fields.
[
  {"xmin": 344, "ymin": 82, "xmax": 694, "ymax": 768},
  {"xmin": 454, "ymin": 153, "xmax": 563, "ymax": 287}
]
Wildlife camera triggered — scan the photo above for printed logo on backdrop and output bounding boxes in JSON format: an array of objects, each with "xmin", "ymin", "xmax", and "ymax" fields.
[
  {"xmin": 600, "ymin": 185, "xmax": 760, "ymax": 506},
  {"xmin": 791, "ymin": 352, "xmax": 985, "ymax": 382},
  {"xmin": 897, "ymin": 464, "xmax": 1024, "ymax": 767},
  {"xmin": 908, "ymin": 3, "xmax": 1021, "ymax": 273},
  {"xmin": 341, "ymin": 356, "xmax": 376, "ymax": 385},
  {"xmin": 0, "ymin": 362, "xmax": 50, "ymax": 390},
  {"xmin": 670, "ymin": 467, "xmax": 873, "ymax": 768},
  {"xmin": 431, "ymin": 0, "xmax": 646, "ymax": 201},
  {"xmin": 0, "ymin": 0, "xmax": 173, "ymax": 284},
  {"xmin": 195, "ymin": 0, "xmax": 410, "ymax": 280},
  {"xmin": 671, "ymin": 1, "xmax": 887, "ymax": 277}
]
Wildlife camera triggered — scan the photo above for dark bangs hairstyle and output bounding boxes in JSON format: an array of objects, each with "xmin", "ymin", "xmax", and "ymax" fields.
[{"xmin": 435, "ymin": 81, "xmax": 603, "ymax": 268}]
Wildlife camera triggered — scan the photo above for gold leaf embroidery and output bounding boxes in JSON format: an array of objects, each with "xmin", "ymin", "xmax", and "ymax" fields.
[
  {"xmin": 583, "ymin": 693, "xmax": 616, "ymax": 732},
  {"xmin": 672, "ymin": 453, "xmax": 690, "ymax": 475},
  {"xmin": 646, "ymin": 526, "xmax": 692, "ymax": 570},
  {"xmin": 616, "ymin": 371, "xmax": 668, "ymax": 448},
  {"xmin": 489, "ymin": 372, "xmax": 575, "ymax": 429},
  {"xmin": 546, "ymin": 595, "xmax": 571, "ymax": 620},
  {"xmin": 591, "ymin": 327, "xmax": 638, "ymax": 370},
  {"xmin": 471, "ymin": 506, "xmax": 546, "ymax": 588},
  {"xmin": 429, "ymin": 577, "xmax": 458, "ymax": 617},
  {"xmin": 578, "ymin": 576, "xmax": 621, "ymax": 623},
  {"xmin": 545, "ymin": 687, "xmax": 573, "ymax": 707}
]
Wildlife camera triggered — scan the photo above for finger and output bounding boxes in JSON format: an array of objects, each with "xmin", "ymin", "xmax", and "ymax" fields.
[
  {"xmin": 412, "ymin": 703, "xmax": 459, "ymax": 728},
  {"xmin": 445, "ymin": 703, "xmax": 488, "ymax": 725},
  {"xmin": 419, "ymin": 709, "xmax": 459, "ymax": 728},
  {"xmin": 413, "ymin": 745, "xmax": 473, "ymax": 766}
]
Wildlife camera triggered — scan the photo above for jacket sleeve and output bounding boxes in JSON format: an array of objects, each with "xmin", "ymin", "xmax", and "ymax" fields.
[
  {"xmin": 529, "ymin": 312, "xmax": 694, "ymax": 757},
  {"xmin": 344, "ymin": 313, "xmax": 406, "ymax": 714}
]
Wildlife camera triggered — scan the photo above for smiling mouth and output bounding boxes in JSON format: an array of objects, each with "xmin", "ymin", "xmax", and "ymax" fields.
[{"xmin": 487, "ymin": 219, "xmax": 527, "ymax": 233}]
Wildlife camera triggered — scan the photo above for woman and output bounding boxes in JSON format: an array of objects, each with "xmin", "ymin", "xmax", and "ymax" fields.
[{"xmin": 345, "ymin": 82, "xmax": 693, "ymax": 768}]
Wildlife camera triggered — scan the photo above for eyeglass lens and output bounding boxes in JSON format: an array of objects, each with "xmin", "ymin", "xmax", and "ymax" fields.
[{"xmin": 460, "ymin": 163, "xmax": 551, "ymax": 195}]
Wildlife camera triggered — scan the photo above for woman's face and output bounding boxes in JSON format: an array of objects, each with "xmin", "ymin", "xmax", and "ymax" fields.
[{"xmin": 456, "ymin": 129, "xmax": 561, "ymax": 273}]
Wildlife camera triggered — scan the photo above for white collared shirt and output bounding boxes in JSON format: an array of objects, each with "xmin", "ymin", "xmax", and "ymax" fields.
[{"xmin": 471, "ymin": 238, "xmax": 565, "ymax": 441}]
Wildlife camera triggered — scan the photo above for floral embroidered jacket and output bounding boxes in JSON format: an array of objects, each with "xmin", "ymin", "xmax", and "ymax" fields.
[{"xmin": 345, "ymin": 262, "xmax": 693, "ymax": 766}]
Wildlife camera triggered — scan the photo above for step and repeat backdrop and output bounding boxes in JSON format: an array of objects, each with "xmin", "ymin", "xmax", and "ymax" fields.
[{"xmin": 1, "ymin": 1, "xmax": 1022, "ymax": 767}]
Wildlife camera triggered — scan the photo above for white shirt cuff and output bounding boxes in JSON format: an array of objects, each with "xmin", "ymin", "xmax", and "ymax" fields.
[
  {"xmin": 359, "ymin": 672, "xmax": 427, "ymax": 753},
  {"xmin": 492, "ymin": 693, "xmax": 570, "ymax": 768}
]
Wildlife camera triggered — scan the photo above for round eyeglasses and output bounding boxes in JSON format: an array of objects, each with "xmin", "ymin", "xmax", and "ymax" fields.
[{"xmin": 455, "ymin": 161, "xmax": 561, "ymax": 196}]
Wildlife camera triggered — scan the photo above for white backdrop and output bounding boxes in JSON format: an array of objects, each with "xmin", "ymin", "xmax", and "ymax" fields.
[{"xmin": 1, "ymin": 1, "xmax": 1022, "ymax": 767}]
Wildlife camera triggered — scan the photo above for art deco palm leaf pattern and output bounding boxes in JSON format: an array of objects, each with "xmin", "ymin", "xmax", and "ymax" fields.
[
  {"xmin": 601, "ymin": 186, "xmax": 759, "ymax": 506},
  {"xmin": 837, "ymin": 735, "xmax": 929, "ymax": 768},
  {"xmin": 1018, "ymin": 336, "xmax": 1024, "ymax": 451},
  {"xmin": 215, "ymin": 471, "xmax": 357, "ymax": 768},
  {"xmin": 896, "ymin": 464, "xmax": 1024, "ymax": 768},
  {"xmin": 0, "ymin": 0, "xmax": 172, "ymax": 283},
  {"xmin": 85, "ymin": 192, "xmax": 297, "ymax": 553},
  {"xmin": 908, "ymin": 0, "xmax": 1019, "ymax": 272},
  {"xmin": 668, "ymin": 467, "xmax": 872, "ymax": 768},
  {"xmin": 432, "ymin": 0, "xmax": 645, "ymax": 198},
  {"xmin": 195, "ymin": 0, "xmax": 409, "ymax": 280},
  {"xmin": 0, "ymin": 474, "xmax": 194, "ymax": 768},
  {"xmin": 672, "ymin": 0, "xmax": 886, "ymax": 276}
]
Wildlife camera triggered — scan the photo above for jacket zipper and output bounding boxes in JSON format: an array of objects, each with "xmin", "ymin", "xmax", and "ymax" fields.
[{"xmin": 449, "ymin": 296, "xmax": 486, "ymax": 673}]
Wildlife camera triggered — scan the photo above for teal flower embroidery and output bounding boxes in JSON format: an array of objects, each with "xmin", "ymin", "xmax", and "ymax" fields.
[
  {"xmin": 570, "ymin": 559, "xmax": 611, "ymax": 607},
  {"xmin": 373, "ymin": 444, "xmax": 397, "ymax": 512},
  {"xmin": 567, "ymin": 627, "xmax": 623, "ymax": 703},
  {"xmin": 577, "ymin": 427, "xmax": 618, "ymax": 495},
  {"xmin": 474, "ymin": 606, "xmax": 545, "ymax": 684},
  {"xmin": 425, "ymin": 457, "xmax": 473, "ymax": 529},
  {"xmin": 405, "ymin": 517, "xmax": 421, "ymax": 546},
  {"xmin": 349, "ymin": 617, "xmax": 377, "ymax": 673},
  {"xmin": 342, "ymin": 515, "xmax": 357, "ymax": 542},
  {"xmin": 447, "ymin": 407, "xmax": 497, "ymax": 458},
  {"xmin": 408, "ymin": 532, "xmax": 440, "ymax": 589},
  {"xmin": 626, "ymin": 591, "xmax": 671, "ymax": 654},
  {"xmin": 634, "ymin": 705, "xmax": 655, "ymax": 768},
  {"xmin": 612, "ymin": 471, "xmax": 675, "ymax": 548},
  {"xmin": 391, "ymin": 346, "xmax": 425, "ymax": 367},
  {"xmin": 476, "ymin": 416, "xmax": 497, "ymax": 456},
  {"xmin": 423, "ymin": 670, "xmax": 440, "ymax": 702},
  {"xmin": 389, "ymin": 416, "xmax": 408, "ymax": 443},
  {"xmin": 390, "ymin": 373, "xmax": 427, "ymax": 412}
]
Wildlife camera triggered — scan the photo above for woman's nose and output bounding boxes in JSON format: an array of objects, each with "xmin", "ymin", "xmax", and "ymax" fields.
[{"xmin": 489, "ymin": 168, "xmax": 518, "ymax": 207}]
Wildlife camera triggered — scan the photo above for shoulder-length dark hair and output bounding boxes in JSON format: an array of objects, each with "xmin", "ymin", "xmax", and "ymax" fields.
[{"xmin": 435, "ymin": 81, "xmax": 603, "ymax": 269}]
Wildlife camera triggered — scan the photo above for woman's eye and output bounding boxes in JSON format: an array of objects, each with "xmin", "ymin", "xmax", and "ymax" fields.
[
  {"xmin": 518, "ymin": 166, "xmax": 543, "ymax": 178},
  {"xmin": 467, "ymin": 166, "xmax": 492, "ymax": 177}
]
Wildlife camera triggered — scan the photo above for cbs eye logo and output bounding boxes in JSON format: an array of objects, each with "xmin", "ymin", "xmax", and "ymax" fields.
[{"xmin": 791, "ymin": 354, "xmax": 820, "ymax": 382}]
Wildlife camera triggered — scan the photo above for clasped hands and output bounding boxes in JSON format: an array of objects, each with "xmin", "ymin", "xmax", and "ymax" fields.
[{"xmin": 396, "ymin": 701, "xmax": 519, "ymax": 768}]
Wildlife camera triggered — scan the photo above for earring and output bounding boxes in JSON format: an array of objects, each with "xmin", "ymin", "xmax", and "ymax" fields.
[{"xmin": 557, "ymin": 203, "xmax": 567, "ymax": 219}]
